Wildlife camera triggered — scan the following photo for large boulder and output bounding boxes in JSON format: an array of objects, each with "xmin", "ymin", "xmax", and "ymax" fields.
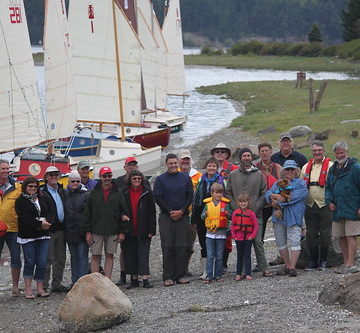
[
  {"xmin": 319, "ymin": 272, "xmax": 360, "ymax": 313},
  {"xmin": 289, "ymin": 125, "xmax": 312, "ymax": 138},
  {"xmin": 58, "ymin": 273, "xmax": 132, "ymax": 332}
]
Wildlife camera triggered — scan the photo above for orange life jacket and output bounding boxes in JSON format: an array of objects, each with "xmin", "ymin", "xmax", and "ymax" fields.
[
  {"xmin": 203, "ymin": 197, "xmax": 229, "ymax": 232},
  {"xmin": 233, "ymin": 209, "xmax": 253, "ymax": 234}
]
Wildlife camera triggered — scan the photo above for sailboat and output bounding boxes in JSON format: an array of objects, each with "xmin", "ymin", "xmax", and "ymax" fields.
[
  {"xmin": 67, "ymin": 0, "xmax": 170, "ymax": 149},
  {"xmin": 44, "ymin": 0, "xmax": 162, "ymax": 176},
  {"xmin": 0, "ymin": 0, "xmax": 71, "ymax": 180}
]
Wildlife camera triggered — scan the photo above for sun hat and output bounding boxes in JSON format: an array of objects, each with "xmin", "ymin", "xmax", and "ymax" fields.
[
  {"xmin": 283, "ymin": 160, "xmax": 298, "ymax": 169},
  {"xmin": 210, "ymin": 143, "xmax": 231, "ymax": 158}
]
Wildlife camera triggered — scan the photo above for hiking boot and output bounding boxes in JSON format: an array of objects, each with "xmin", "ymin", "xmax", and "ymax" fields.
[
  {"xmin": 51, "ymin": 285, "xmax": 69, "ymax": 293},
  {"xmin": 142, "ymin": 279, "xmax": 153, "ymax": 288},
  {"xmin": 126, "ymin": 279, "xmax": 140, "ymax": 289},
  {"xmin": 115, "ymin": 271, "xmax": 126, "ymax": 285},
  {"xmin": 304, "ymin": 262, "xmax": 318, "ymax": 271},
  {"xmin": 318, "ymin": 261, "xmax": 328, "ymax": 271},
  {"xmin": 269, "ymin": 256, "xmax": 284, "ymax": 266},
  {"xmin": 288, "ymin": 269, "xmax": 297, "ymax": 277}
]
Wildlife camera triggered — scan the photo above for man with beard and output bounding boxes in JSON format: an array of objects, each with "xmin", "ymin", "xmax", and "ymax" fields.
[
  {"xmin": 226, "ymin": 148, "xmax": 273, "ymax": 277},
  {"xmin": 325, "ymin": 141, "xmax": 360, "ymax": 273}
]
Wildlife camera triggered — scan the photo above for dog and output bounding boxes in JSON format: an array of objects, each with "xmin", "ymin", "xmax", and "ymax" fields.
[{"xmin": 273, "ymin": 178, "xmax": 292, "ymax": 220}]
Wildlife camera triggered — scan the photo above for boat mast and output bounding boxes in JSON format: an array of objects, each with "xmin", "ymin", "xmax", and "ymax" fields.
[{"xmin": 112, "ymin": 0, "xmax": 126, "ymax": 141}]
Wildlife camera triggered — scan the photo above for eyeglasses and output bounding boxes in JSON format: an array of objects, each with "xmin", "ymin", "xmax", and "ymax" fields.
[
  {"xmin": 285, "ymin": 168, "xmax": 295, "ymax": 171},
  {"xmin": 214, "ymin": 150, "xmax": 226, "ymax": 154},
  {"xmin": 132, "ymin": 177, "xmax": 142, "ymax": 181},
  {"xmin": 312, "ymin": 149, "xmax": 324, "ymax": 153},
  {"xmin": 27, "ymin": 185, "xmax": 38, "ymax": 188},
  {"xmin": 47, "ymin": 172, "xmax": 60, "ymax": 177},
  {"xmin": 70, "ymin": 180, "xmax": 81, "ymax": 183},
  {"xmin": 101, "ymin": 174, "xmax": 112, "ymax": 178}
]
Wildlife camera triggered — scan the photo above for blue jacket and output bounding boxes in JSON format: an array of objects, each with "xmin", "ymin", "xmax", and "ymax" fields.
[
  {"xmin": 325, "ymin": 158, "xmax": 360, "ymax": 221},
  {"xmin": 265, "ymin": 178, "xmax": 308, "ymax": 226}
]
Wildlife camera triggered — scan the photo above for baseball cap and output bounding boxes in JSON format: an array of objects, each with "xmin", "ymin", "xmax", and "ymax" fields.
[
  {"xmin": 125, "ymin": 157, "xmax": 138, "ymax": 165},
  {"xmin": 280, "ymin": 132, "xmax": 292, "ymax": 140},
  {"xmin": 283, "ymin": 160, "xmax": 298, "ymax": 169},
  {"xmin": 178, "ymin": 149, "xmax": 191, "ymax": 159},
  {"xmin": 99, "ymin": 166, "xmax": 112, "ymax": 176},
  {"xmin": 78, "ymin": 160, "xmax": 91, "ymax": 169}
]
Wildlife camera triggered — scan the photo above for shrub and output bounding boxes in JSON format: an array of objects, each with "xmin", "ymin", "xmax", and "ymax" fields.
[
  {"xmin": 298, "ymin": 43, "xmax": 322, "ymax": 57},
  {"xmin": 287, "ymin": 43, "xmax": 306, "ymax": 56},
  {"xmin": 320, "ymin": 45, "xmax": 339, "ymax": 57}
]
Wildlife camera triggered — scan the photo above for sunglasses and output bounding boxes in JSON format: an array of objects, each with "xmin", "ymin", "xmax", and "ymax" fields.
[
  {"xmin": 132, "ymin": 177, "xmax": 142, "ymax": 181},
  {"xmin": 285, "ymin": 168, "xmax": 295, "ymax": 171},
  {"xmin": 70, "ymin": 180, "xmax": 81, "ymax": 183},
  {"xmin": 101, "ymin": 174, "xmax": 112, "ymax": 178},
  {"xmin": 214, "ymin": 150, "xmax": 226, "ymax": 154},
  {"xmin": 27, "ymin": 185, "xmax": 38, "ymax": 188},
  {"xmin": 48, "ymin": 172, "xmax": 60, "ymax": 177}
]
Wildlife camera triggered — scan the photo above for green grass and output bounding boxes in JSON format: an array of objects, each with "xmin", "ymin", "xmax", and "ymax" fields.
[
  {"xmin": 185, "ymin": 55, "xmax": 360, "ymax": 74},
  {"xmin": 198, "ymin": 80, "xmax": 360, "ymax": 160}
]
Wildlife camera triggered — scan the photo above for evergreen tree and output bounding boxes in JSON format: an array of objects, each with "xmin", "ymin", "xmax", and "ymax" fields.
[
  {"xmin": 308, "ymin": 24, "xmax": 322, "ymax": 42},
  {"xmin": 342, "ymin": 0, "xmax": 360, "ymax": 41}
]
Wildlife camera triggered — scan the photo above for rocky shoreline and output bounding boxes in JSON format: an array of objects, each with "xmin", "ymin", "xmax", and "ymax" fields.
[{"xmin": 1, "ymin": 103, "xmax": 360, "ymax": 332}]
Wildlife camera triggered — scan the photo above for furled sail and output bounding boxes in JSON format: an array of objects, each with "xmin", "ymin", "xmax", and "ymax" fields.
[
  {"xmin": 68, "ymin": 0, "xmax": 142, "ymax": 125},
  {"xmin": 44, "ymin": 0, "xmax": 77, "ymax": 140},
  {"xmin": 0, "ymin": 0, "xmax": 46, "ymax": 153},
  {"xmin": 162, "ymin": 0, "xmax": 185, "ymax": 96}
]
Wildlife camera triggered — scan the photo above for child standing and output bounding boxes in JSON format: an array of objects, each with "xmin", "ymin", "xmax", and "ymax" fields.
[
  {"xmin": 201, "ymin": 183, "xmax": 232, "ymax": 283},
  {"xmin": 231, "ymin": 193, "xmax": 258, "ymax": 281}
]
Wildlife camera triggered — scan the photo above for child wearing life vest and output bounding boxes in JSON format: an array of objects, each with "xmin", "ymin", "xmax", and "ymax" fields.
[
  {"xmin": 231, "ymin": 193, "xmax": 258, "ymax": 281},
  {"xmin": 201, "ymin": 183, "xmax": 232, "ymax": 283}
]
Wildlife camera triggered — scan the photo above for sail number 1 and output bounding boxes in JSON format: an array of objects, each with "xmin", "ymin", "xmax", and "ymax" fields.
[{"xmin": 9, "ymin": 6, "xmax": 22, "ymax": 24}]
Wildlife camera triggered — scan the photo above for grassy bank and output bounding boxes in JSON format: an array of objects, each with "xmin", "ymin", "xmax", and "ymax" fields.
[
  {"xmin": 197, "ymin": 79, "xmax": 360, "ymax": 159},
  {"xmin": 185, "ymin": 55, "xmax": 360, "ymax": 74}
]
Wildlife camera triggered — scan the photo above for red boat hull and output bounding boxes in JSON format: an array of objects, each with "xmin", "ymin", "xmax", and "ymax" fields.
[{"xmin": 130, "ymin": 127, "xmax": 171, "ymax": 149}]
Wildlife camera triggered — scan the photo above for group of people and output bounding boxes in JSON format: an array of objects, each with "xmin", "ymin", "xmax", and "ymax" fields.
[{"xmin": 0, "ymin": 132, "xmax": 359, "ymax": 296}]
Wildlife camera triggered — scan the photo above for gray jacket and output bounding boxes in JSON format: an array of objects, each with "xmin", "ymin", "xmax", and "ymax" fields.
[{"xmin": 225, "ymin": 165, "xmax": 266, "ymax": 219}]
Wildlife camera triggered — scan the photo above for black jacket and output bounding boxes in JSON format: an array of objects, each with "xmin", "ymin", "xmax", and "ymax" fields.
[
  {"xmin": 64, "ymin": 186, "xmax": 89, "ymax": 243},
  {"xmin": 122, "ymin": 184, "xmax": 156, "ymax": 238},
  {"xmin": 15, "ymin": 192, "xmax": 55, "ymax": 239},
  {"xmin": 40, "ymin": 183, "xmax": 65, "ymax": 231}
]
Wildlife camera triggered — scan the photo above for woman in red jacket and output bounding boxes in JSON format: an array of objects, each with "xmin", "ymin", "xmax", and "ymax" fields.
[{"xmin": 121, "ymin": 170, "xmax": 156, "ymax": 289}]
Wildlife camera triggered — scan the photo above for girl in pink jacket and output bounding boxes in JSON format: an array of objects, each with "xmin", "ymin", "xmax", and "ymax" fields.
[{"xmin": 231, "ymin": 193, "xmax": 259, "ymax": 281}]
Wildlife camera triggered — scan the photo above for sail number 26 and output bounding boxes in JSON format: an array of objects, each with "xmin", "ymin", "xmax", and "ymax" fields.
[{"xmin": 9, "ymin": 7, "xmax": 22, "ymax": 24}]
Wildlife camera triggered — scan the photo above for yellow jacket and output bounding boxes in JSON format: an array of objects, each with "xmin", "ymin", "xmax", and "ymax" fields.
[{"xmin": 0, "ymin": 181, "xmax": 22, "ymax": 232}]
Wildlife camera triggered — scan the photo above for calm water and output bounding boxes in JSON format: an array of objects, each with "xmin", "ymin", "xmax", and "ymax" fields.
[{"xmin": 33, "ymin": 58, "xmax": 353, "ymax": 149}]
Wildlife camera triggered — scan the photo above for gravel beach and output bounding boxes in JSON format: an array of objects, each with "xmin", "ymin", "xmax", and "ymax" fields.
[{"xmin": 1, "ymin": 107, "xmax": 360, "ymax": 333}]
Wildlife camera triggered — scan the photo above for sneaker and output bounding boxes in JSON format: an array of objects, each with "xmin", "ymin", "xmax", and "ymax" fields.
[
  {"xmin": 276, "ymin": 267, "xmax": 290, "ymax": 276},
  {"xmin": 252, "ymin": 265, "xmax": 260, "ymax": 273},
  {"xmin": 269, "ymin": 256, "xmax": 284, "ymax": 266},
  {"xmin": 288, "ymin": 269, "xmax": 297, "ymax": 277},
  {"xmin": 115, "ymin": 276, "xmax": 126, "ymax": 286},
  {"xmin": 142, "ymin": 280, "xmax": 153, "ymax": 288},
  {"xmin": 51, "ymin": 285, "xmax": 69, "ymax": 293},
  {"xmin": 126, "ymin": 280, "xmax": 140, "ymax": 290},
  {"xmin": 318, "ymin": 261, "xmax": 328, "ymax": 271},
  {"xmin": 346, "ymin": 266, "xmax": 360, "ymax": 273}
]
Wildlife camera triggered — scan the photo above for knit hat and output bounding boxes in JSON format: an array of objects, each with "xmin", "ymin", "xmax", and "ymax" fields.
[
  {"xmin": 238, "ymin": 148, "xmax": 253, "ymax": 158},
  {"xmin": 68, "ymin": 170, "xmax": 81, "ymax": 180}
]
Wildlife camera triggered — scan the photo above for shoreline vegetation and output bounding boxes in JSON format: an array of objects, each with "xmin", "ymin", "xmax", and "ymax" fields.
[
  {"xmin": 197, "ymin": 79, "xmax": 360, "ymax": 160},
  {"xmin": 185, "ymin": 54, "xmax": 360, "ymax": 74}
]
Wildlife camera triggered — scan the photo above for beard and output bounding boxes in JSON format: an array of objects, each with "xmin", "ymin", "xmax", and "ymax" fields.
[{"xmin": 336, "ymin": 157, "xmax": 347, "ymax": 165}]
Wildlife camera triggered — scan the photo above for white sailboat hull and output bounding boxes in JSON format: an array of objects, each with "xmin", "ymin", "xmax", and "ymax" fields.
[{"xmin": 71, "ymin": 140, "xmax": 161, "ymax": 177}]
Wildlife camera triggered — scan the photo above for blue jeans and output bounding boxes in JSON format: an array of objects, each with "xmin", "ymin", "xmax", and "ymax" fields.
[
  {"xmin": 68, "ymin": 242, "xmax": 89, "ymax": 284},
  {"xmin": 0, "ymin": 232, "xmax": 21, "ymax": 269},
  {"xmin": 205, "ymin": 237, "xmax": 225, "ymax": 279},
  {"xmin": 21, "ymin": 239, "xmax": 49, "ymax": 281},
  {"xmin": 235, "ymin": 240, "xmax": 253, "ymax": 276}
]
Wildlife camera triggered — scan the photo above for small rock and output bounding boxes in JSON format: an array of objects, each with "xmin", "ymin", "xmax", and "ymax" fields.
[
  {"xmin": 58, "ymin": 273, "xmax": 132, "ymax": 332},
  {"xmin": 289, "ymin": 125, "xmax": 312, "ymax": 137},
  {"xmin": 258, "ymin": 126, "xmax": 275, "ymax": 135}
]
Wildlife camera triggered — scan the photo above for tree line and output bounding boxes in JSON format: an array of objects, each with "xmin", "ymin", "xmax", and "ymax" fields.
[{"xmin": 24, "ymin": 0, "xmax": 359, "ymax": 45}]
